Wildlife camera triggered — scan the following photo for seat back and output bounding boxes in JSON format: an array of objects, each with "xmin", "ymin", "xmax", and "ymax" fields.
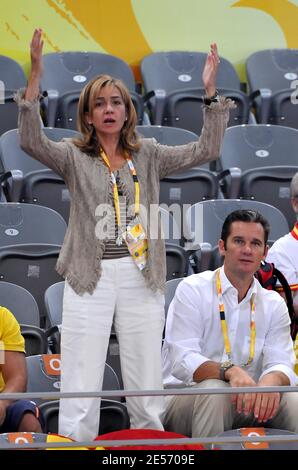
[
  {"xmin": 0, "ymin": 128, "xmax": 78, "ymax": 175},
  {"xmin": 220, "ymin": 124, "xmax": 298, "ymax": 173},
  {"xmin": 42, "ymin": 51, "xmax": 136, "ymax": 95},
  {"xmin": 163, "ymin": 88, "xmax": 249, "ymax": 134},
  {"xmin": 141, "ymin": 51, "xmax": 245, "ymax": 125},
  {"xmin": 165, "ymin": 278, "xmax": 184, "ymax": 317},
  {"xmin": 56, "ymin": 90, "xmax": 143, "ymax": 130},
  {"xmin": 165, "ymin": 243, "xmax": 189, "ymax": 281},
  {"xmin": 184, "ymin": 199, "xmax": 289, "ymax": 249},
  {"xmin": 0, "ymin": 244, "xmax": 63, "ymax": 326},
  {"xmin": 247, "ymin": 49, "xmax": 298, "ymax": 95},
  {"xmin": 0, "ymin": 282, "xmax": 40, "ymax": 326},
  {"xmin": 44, "ymin": 281, "xmax": 64, "ymax": 327},
  {"xmin": 136, "ymin": 125, "xmax": 198, "ymax": 145},
  {"xmin": 0, "ymin": 203, "xmax": 67, "ymax": 246},
  {"xmin": 141, "ymin": 51, "xmax": 241, "ymax": 96},
  {"xmin": 159, "ymin": 206, "xmax": 182, "ymax": 245},
  {"xmin": 26, "ymin": 354, "xmax": 121, "ymax": 405},
  {"xmin": 0, "ymin": 128, "xmax": 78, "ymax": 222},
  {"xmin": 20, "ymin": 325, "xmax": 48, "ymax": 356},
  {"xmin": 0, "ymin": 56, "xmax": 27, "ymax": 136},
  {"xmin": 160, "ymin": 168, "xmax": 218, "ymax": 209},
  {"xmin": 240, "ymin": 166, "xmax": 298, "ymax": 228},
  {"xmin": 39, "ymin": 399, "xmax": 130, "ymax": 435},
  {"xmin": 41, "ymin": 52, "xmax": 143, "ymax": 127},
  {"xmin": 246, "ymin": 49, "xmax": 298, "ymax": 126}
]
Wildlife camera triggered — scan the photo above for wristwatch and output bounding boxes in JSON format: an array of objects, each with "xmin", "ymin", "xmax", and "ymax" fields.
[
  {"xmin": 219, "ymin": 360, "xmax": 234, "ymax": 382},
  {"xmin": 203, "ymin": 90, "xmax": 219, "ymax": 106}
]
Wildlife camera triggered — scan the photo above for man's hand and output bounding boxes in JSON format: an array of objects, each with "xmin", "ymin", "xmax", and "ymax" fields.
[
  {"xmin": 253, "ymin": 372, "xmax": 286, "ymax": 423},
  {"xmin": 225, "ymin": 365, "xmax": 257, "ymax": 415},
  {"xmin": 253, "ymin": 390, "xmax": 280, "ymax": 423},
  {"xmin": 202, "ymin": 43, "xmax": 220, "ymax": 98}
]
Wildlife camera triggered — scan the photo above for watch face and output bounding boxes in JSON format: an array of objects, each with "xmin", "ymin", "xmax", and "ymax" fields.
[{"xmin": 221, "ymin": 360, "xmax": 233, "ymax": 369}]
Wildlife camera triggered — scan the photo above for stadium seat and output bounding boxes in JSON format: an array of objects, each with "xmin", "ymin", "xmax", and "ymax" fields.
[
  {"xmin": 246, "ymin": 48, "xmax": 298, "ymax": 127},
  {"xmin": 141, "ymin": 50, "xmax": 250, "ymax": 132},
  {"xmin": 0, "ymin": 128, "xmax": 79, "ymax": 222},
  {"xmin": 41, "ymin": 51, "xmax": 143, "ymax": 128}
]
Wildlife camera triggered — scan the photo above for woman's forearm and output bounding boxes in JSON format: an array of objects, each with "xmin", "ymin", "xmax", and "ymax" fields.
[{"xmin": 24, "ymin": 71, "xmax": 41, "ymax": 101}]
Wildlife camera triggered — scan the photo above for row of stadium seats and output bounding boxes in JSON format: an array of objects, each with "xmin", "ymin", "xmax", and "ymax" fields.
[
  {"xmin": 0, "ymin": 123, "xmax": 297, "ymax": 228},
  {"xmin": 1, "ymin": 48, "xmax": 298, "ymax": 135}
]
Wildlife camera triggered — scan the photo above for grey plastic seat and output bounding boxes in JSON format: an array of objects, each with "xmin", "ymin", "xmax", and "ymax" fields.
[
  {"xmin": 164, "ymin": 243, "xmax": 189, "ymax": 280},
  {"xmin": 41, "ymin": 51, "xmax": 143, "ymax": 128},
  {"xmin": 0, "ymin": 203, "xmax": 67, "ymax": 246},
  {"xmin": 136, "ymin": 125, "xmax": 198, "ymax": 145},
  {"xmin": 220, "ymin": 124, "xmax": 298, "ymax": 174},
  {"xmin": 184, "ymin": 199, "xmax": 289, "ymax": 272},
  {"xmin": 165, "ymin": 278, "xmax": 184, "ymax": 318},
  {"xmin": 20, "ymin": 324, "xmax": 48, "ymax": 356},
  {"xmin": 0, "ymin": 281, "xmax": 39, "ymax": 326},
  {"xmin": 240, "ymin": 166, "xmax": 298, "ymax": 229},
  {"xmin": 0, "ymin": 55, "xmax": 26, "ymax": 136},
  {"xmin": 246, "ymin": 48, "xmax": 298, "ymax": 127},
  {"xmin": 0, "ymin": 128, "xmax": 79, "ymax": 222},
  {"xmin": 44, "ymin": 281, "xmax": 64, "ymax": 328},
  {"xmin": 26, "ymin": 354, "xmax": 121, "ymax": 405},
  {"xmin": 160, "ymin": 168, "xmax": 219, "ymax": 211},
  {"xmin": 0, "ymin": 244, "xmax": 63, "ymax": 327},
  {"xmin": 218, "ymin": 125, "xmax": 298, "ymax": 227},
  {"xmin": 141, "ymin": 51, "xmax": 249, "ymax": 132},
  {"xmin": 39, "ymin": 399, "xmax": 130, "ymax": 435}
]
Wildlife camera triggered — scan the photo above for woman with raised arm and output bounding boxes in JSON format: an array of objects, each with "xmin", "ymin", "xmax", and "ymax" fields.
[{"xmin": 16, "ymin": 28, "xmax": 233, "ymax": 441}]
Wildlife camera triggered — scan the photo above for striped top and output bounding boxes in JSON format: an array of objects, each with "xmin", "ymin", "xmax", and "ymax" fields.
[{"xmin": 102, "ymin": 175, "xmax": 132, "ymax": 259}]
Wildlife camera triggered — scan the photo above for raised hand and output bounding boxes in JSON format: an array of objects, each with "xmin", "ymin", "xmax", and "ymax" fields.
[
  {"xmin": 30, "ymin": 28, "xmax": 44, "ymax": 77},
  {"xmin": 202, "ymin": 43, "xmax": 220, "ymax": 98},
  {"xmin": 25, "ymin": 28, "xmax": 44, "ymax": 101}
]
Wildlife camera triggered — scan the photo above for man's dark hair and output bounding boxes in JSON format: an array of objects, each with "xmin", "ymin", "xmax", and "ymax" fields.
[{"xmin": 221, "ymin": 209, "xmax": 270, "ymax": 248}]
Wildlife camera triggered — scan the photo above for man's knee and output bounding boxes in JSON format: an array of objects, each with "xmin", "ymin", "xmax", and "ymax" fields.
[
  {"xmin": 193, "ymin": 380, "xmax": 231, "ymax": 411},
  {"xmin": 18, "ymin": 412, "xmax": 42, "ymax": 433}
]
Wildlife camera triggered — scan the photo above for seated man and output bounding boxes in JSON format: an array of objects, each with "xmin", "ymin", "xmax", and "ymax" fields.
[
  {"xmin": 162, "ymin": 209, "xmax": 298, "ymax": 437},
  {"xmin": 266, "ymin": 171, "xmax": 298, "ymax": 318},
  {"xmin": 0, "ymin": 306, "xmax": 43, "ymax": 433}
]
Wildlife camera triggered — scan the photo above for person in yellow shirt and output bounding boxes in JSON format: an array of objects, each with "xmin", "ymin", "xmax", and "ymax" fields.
[{"xmin": 0, "ymin": 306, "xmax": 43, "ymax": 432}]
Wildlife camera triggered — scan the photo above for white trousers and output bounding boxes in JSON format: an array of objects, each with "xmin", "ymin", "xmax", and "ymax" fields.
[{"xmin": 58, "ymin": 256, "xmax": 165, "ymax": 441}]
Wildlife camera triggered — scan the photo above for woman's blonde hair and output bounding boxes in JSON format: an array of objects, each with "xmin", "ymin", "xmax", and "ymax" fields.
[{"xmin": 73, "ymin": 74, "xmax": 140, "ymax": 154}]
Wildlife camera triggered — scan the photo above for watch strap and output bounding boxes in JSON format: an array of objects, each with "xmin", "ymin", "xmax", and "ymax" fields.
[
  {"xmin": 219, "ymin": 362, "xmax": 234, "ymax": 382},
  {"xmin": 203, "ymin": 90, "xmax": 219, "ymax": 106}
]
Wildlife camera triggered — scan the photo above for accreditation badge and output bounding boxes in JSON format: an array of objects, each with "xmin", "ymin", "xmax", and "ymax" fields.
[{"xmin": 123, "ymin": 217, "xmax": 148, "ymax": 270}]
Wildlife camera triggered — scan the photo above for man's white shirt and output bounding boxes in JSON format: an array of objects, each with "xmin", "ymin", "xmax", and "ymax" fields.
[{"xmin": 162, "ymin": 267, "xmax": 296, "ymax": 386}]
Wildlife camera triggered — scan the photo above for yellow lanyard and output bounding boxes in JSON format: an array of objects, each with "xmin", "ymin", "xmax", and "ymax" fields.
[
  {"xmin": 215, "ymin": 268, "xmax": 256, "ymax": 366},
  {"xmin": 100, "ymin": 150, "xmax": 140, "ymax": 231}
]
